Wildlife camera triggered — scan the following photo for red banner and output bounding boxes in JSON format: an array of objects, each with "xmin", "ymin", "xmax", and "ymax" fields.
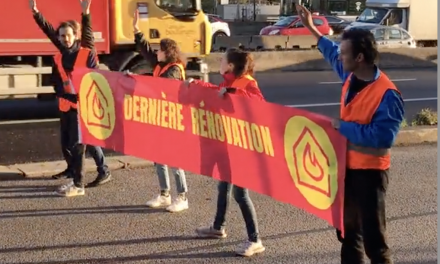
[{"xmin": 72, "ymin": 68, "xmax": 347, "ymax": 230}]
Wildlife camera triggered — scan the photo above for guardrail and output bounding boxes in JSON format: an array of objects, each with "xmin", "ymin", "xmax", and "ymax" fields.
[
  {"xmin": 0, "ymin": 66, "xmax": 208, "ymax": 97},
  {"xmin": 0, "ymin": 67, "xmax": 53, "ymax": 96},
  {"xmin": 212, "ymin": 35, "xmax": 339, "ymax": 52}
]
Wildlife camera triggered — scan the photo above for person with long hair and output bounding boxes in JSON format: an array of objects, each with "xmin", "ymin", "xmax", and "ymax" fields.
[
  {"xmin": 185, "ymin": 48, "xmax": 265, "ymax": 257},
  {"xmin": 131, "ymin": 10, "xmax": 189, "ymax": 212}
]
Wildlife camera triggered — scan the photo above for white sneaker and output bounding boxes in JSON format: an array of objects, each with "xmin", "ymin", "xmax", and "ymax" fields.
[
  {"xmin": 146, "ymin": 194, "xmax": 172, "ymax": 208},
  {"xmin": 166, "ymin": 196, "xmax": 189, "ymax": 213},
  {"xmin": 55, "ymin": 184, "xmax": 85, "ymax": 197},
  {"xmin": 235, "ymin": 240, "xmax": 265, "ymax": 257}
]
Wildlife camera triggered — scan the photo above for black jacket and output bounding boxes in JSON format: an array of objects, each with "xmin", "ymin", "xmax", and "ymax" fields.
[
  {"xmin": 33, "ymin": 12, "xmax": 97, "ymax": 101},
  {"xmin": 134, "ymin": 32, "xmax": 183, "ymax": 80}
]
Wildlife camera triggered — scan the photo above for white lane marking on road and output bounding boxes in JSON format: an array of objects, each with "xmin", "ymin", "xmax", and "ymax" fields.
[
  {"xmin": 0, "ymin": 118, "xmax": 59, "ymax": 125},
  {"xmin": 318, "ymin": 78, "xmax": 417, "ymax": 84},
  {"xmin": 287, "ymin": 97, "xmax": 437, "ymax": 108},
  {"xmin": 0, "ymin": 98, "xmax": 436, "ymax": 125}
]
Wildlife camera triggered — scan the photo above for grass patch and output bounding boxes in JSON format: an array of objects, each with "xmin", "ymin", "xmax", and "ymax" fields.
[
  {"xmin": 400, "ymin": 119, "xmax": 408, "ymax": 128},
  {"xmin": 413, "ymin": 108, "xmax": 438, "ymax": 126},
  {"xmin": 401, "ymin": 108, "xmax": 438, "ymax": 128}
]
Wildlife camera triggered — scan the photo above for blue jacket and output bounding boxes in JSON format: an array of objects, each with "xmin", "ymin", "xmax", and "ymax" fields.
[{"xmin": 317, "ymin": 36, "xmax": 405, "ymax": 149}]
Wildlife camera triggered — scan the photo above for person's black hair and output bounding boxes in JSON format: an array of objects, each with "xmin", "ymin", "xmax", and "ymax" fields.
[
  {"xmin": 225, "ymin": 47, "xmax": 255, "ymax": 77},
  {"xmin": 341, "ymin": 28, "xmax": 378, "ymax": 65},
  {"xmin": 56, "ymin": 21, "xmax": 78, "ymax": 36}
]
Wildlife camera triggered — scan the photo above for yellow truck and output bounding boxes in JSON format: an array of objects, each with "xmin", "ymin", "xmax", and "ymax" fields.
[{"xmin": 0, "ymin": 0, "xmax": 212, "ymax": 98}]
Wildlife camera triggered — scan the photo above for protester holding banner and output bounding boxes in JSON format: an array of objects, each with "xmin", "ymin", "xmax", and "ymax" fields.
[
  {"xmin": 132, "ymin": 11, "xmax": 189, "ymax": 212},
  {"xmin": 30, "ymin": 0, "xmax": 112, "ymax": 187},
  {"xmin": 296, "ymin": 4, "xmax": 404, "ymax": 264},
  {"xmin": 184, "ymin": 48, "xmax": 265, "ymax": 257}
]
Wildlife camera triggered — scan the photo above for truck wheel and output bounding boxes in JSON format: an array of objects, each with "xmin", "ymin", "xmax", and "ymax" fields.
[{"xmin": 213, "ymin": 32, "xmax": 227, "ymax": 44}]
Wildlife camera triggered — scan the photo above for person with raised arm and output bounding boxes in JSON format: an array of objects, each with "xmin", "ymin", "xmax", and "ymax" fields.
[
  {"xmin": 295, "ymin": 4, "xmax": 404, "ymax": 264},
  {"xmin": 131, "ymin": 10, "xmax": 190, "ymax": 213},
  {"xmin": 29, "ymin": 0, "xmax": 112, "ymax": 188}
]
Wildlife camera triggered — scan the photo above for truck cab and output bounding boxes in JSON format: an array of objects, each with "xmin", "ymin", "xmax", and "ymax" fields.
[
  {"xmin": 345, "ymin": 0, "xmax": 437, "ymax": 47},
  {"xmin": 347, "ymin": 0, "xmax": 408, "ymax": 29},
  {"xmin": 107, "ymin": 0, "xmax": 212, "ymax": 78}
]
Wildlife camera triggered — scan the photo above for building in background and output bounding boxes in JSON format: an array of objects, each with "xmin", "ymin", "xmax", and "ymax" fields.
[
  {"xmin": 318, "ymin": 0, "xmax": 366, "ymax": 15},
  {"xmin": 211, "ymin": 0, "xmax": 363, "ymax": 21}
]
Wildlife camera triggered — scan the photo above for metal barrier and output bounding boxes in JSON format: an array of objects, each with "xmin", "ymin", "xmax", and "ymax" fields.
[
  {"xmin": 0, "ymin": 67, "xmax": 53, "ymax": 96},
  {"xmin": 212, "ymin": 35, "xmax": 339, "ymax": 52},
  {"xmin": 0, "ymin": 64, "xmax": 208, "ymax": 97}
]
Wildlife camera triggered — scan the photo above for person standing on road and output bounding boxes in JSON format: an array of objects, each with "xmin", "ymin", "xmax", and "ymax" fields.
[
  {"xmin": 30, "ymin": 0, "xmax": 102, "ymax": 196},
  {"xmin": 29, "ymin": 0, "xmax": 112, "ymax": 188},
  {"xmin": 185, "ymin": 48, "xmax": 265, "ymax": 257},
  {"xmin": 131, "ymin": 11, "xmax": 189, "ymax": 212},
  {"xmin": 295, "ymin": 4, "xmax": 404, "ymax": 264}
]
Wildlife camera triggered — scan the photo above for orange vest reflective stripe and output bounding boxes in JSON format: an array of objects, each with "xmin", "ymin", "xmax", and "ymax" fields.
[
  {"xmin": 230, "ymin": 74, "xmax": 255, "ymax": 89},
  {"xmin": 152, "ymin": 63, "xmax": 186, "ymax": 80},
  {"xmin": 53, "ymin": 48, "xmax": 91, "ymax": 112},
  {"xmin": 340, "ymin": 72, "xmax": 400, "ymax": 170}
]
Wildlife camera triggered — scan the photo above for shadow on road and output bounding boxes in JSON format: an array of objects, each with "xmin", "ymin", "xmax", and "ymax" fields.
[
  {"xmin": 397, "ymin": 262, "xmax": 437, "ymax": 264},
  {"xmin": 0, "ymin": 205, "xmax": 163, "ymax": 219},
  {"xmin": 0, "ymin": 228, "xmax": 329, "ymax": 262},
  {"xmin": 0, "ymin": 207, "xmax": 436, "ymax": 263}
]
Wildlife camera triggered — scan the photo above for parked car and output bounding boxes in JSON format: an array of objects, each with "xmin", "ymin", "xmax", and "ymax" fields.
[
  {"xmin": 324, "ymin": 16, "xmax": 352, "ymax": 34},
  {"xmin": 342, "ymin": 25, "xmax": 417, "ymax": 48},
  {"xmin": 206, "ymin": 14, "xmax": 231, "ymax": 43},
  {"xmin": 259, "ymin": 15, "xmax": 333, "ymax": 36}
]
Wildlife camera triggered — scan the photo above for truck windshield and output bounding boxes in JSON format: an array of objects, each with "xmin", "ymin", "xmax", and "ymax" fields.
[
  {"xmin": 356, "ymin": 7, "xmax": 389, "ymax": 23},
  {"xmin": 155, "ymin": 0, "xmax": 196, "ymax": 14}
]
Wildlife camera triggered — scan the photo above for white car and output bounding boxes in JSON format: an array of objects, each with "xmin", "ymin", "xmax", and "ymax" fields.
[
  {"xmin": 344, "ymin": 25, "xmax": 417, "ymax": 48},
  {"xmin": 206, "ymin": 14, "xmax": 231, "ymax": 43}
]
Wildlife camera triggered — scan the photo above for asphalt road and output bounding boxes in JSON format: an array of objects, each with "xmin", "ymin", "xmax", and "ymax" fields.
[
  {"xmin": 0, "ymin": 144, "xmax": 437, "ymax": 264},
  {"xmin": 0, "ymin": 69, "xmax": 436, "ymax": 165}
]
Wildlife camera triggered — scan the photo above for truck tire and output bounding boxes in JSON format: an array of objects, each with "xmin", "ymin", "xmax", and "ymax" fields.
[{"xmin": 213, "ymin": 31, "xmax": 227, "ymax": 44}]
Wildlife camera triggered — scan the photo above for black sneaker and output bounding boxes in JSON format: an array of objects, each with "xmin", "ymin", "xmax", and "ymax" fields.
[
  {"xmin": 86, "ymin": 171, "xmax": 112, "ymax": 188},
  {"xmin": 52, "ymin": 170, "xmax": 73, "ymax": 180}
]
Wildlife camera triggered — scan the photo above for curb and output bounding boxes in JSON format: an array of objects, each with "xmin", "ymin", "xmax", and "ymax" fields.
[
  {"xmin": 0, "ymin": 127, "xmax": 436, "ymax": 179},
  {"xmin": 393, "ymin": 127, "xmax": 438, "ymax": 146},
  {"xmin": 0, "ymin": 156, "xmax": 154, "ymax": 179}
]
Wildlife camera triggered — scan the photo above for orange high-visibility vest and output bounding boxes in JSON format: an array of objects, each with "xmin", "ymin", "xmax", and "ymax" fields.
[
  {"xmin": 340, "ymin": 72, "xmax": 400, "ymax": 170},
  {"xmin": 53, "ymin": 48, "xmax": 91, "ymax": 112},
  {"xmin": 152, "ymin": 62, "xmax": 186, "ymax": 80},
  {"xmin": 230, "ymin": 74, "xmax": 255, "ymax": 89}
]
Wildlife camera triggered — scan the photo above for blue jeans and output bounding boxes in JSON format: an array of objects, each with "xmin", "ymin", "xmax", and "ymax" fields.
[
  {"xmin": 86, "ymin": 145, "xmax": 108, "ymax": 175},
  {"xmin": 213, "ymin": 181, "xmax": 260, "ymax": 242},
  {"xmin": 155, "ymin": 163, "xmax": 187, "ymax": 194}
]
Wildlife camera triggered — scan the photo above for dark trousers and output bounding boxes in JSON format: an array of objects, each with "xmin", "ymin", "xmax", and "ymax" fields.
[
  {"xmin": 59, "ymin": 110, "xmax": 86, "ymax": 188},
  {"xmin": 341, "ymin": 168, "xmax": 392, "ymax": 264},
  {"xmin": 60, "ymin": 110, "xmax": 108, "ymax": 175},
  {"xmin": 213, "ymin": 181, "xmax": 260, "ymax": 242}
]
